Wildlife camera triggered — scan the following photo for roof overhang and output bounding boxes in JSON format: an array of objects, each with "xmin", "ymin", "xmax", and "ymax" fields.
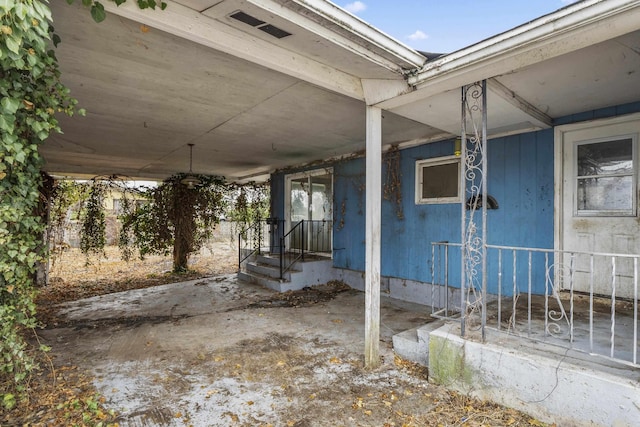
[
  {"xmin": 378, "ymin": 0, "xmax": 640, "ymax": 140},
  {"xmin": 40, "ymin": 0, "xmax": 640, "ymax": 182}
]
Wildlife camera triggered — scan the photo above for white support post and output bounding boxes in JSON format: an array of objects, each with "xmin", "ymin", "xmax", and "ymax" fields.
[{"xmin": 365, "ymin": 105, "xmax": 382, "ymax": 368}]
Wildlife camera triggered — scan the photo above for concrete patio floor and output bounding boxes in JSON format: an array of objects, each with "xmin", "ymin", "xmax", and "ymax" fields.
[{"xmin": 39, "ymin": 274, "xmax": 440, "ymax": 426}]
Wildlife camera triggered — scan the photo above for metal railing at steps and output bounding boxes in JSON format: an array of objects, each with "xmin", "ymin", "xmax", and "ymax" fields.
[
  {"xmin": 279, "ymin": 220, "xmax": 304, "ymax": 279},
  {"xmin": 238, "ymin": 218, "xmax": 332, "ymax": 280}
]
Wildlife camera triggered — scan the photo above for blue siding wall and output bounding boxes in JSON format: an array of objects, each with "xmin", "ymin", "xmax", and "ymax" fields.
[
  {"xmin": 333, "ymin": 158, "xmax": 366, "ymax": 270},
  {"xmin": 487, "ymin": 130, "xmax": 554, "ymax": 249},
  {"xmin": 271, "ymin": 133, "xmax": 555, "ymax": 294},
  {"xmin": 379, "ymin": 140, "xmax": 461, "ymax": 283}
]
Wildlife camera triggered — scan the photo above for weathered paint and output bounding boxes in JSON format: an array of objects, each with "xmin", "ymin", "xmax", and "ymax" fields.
[
  {"xmin": 331, "ymin": 132, "xmax": 554, "ymax": 295},
  {"xmin": 270, "ymin": 103, "xmax": 640, "ymax": 297},
  {"xmin": 364, "ymin": 105, "xmax": 382, "ymax": 368}
]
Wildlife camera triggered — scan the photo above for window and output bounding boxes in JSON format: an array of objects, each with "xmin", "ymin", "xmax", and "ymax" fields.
[
  {"xmin": 575, "ymin": 136, "xmax": 636, "ymax": 216},
  {"xmin": 415, "ymin": 156, "xmax": 461, "ymax": 204}
]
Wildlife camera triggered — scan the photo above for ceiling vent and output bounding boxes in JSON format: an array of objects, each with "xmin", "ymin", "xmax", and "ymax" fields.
[
  {"xmin": 229, "ymin": 10, "xmax": 292, "ymax": 39},
  {"xmin": 229, "ymin": 11, "xmax": 264, "ymax": 27}
]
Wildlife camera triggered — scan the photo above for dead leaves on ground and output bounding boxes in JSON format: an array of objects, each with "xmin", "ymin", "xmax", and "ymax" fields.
[{"xmin": 0, "ymin": 357, "xmax": 118, "ymax": 427}]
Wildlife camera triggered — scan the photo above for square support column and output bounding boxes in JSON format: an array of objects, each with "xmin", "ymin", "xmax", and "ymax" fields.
[{"xmin": 365, "ymin": 105, "xmax": 382, "ymax": 368}]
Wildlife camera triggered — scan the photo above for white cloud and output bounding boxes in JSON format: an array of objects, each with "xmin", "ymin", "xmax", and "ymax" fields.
[
  {"xmin": 344, "ymin": 1, "xmax": 367, "ymax": 14},
  {"xmin": 407, "ymin": 30, "xmax": 428, "ymax": 41}
]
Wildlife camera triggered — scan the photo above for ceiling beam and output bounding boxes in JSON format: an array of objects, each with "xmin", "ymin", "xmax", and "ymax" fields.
[
  {"xmin": 487, "ymin": 78, "xmax": 553, "ymax": 128},
  {"xmin": 101, "ymin": 1, "xmax": 364, "ymax": 100}
]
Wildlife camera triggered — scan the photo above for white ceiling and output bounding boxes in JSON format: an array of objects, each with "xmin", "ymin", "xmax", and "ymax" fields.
[
  {"xmin": 42, "ymin": 1, "xmax": 435, "ymax": 182},
  {"xmin": 41, "ymin": 1, "xmax": 640, "ymax": 183}
]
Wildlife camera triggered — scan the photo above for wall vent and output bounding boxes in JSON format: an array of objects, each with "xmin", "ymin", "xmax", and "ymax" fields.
[{"xmin": 229, "ymin": 10, "xmax": 292, "ymax": 39}]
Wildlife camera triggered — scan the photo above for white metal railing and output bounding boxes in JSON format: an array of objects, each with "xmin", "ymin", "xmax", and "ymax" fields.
[{"xmin": 431, "ymin": 242, "xmax": 640, "ymax": 368}]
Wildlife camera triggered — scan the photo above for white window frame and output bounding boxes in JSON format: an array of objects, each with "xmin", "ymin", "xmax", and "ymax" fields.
[
  {"xmin": 573, "ymin": 134, "xmax": 637, "ymax": 217},
  {"xmin": 415, "ymin": 155, "xmax": 461, "ymax": 205}
]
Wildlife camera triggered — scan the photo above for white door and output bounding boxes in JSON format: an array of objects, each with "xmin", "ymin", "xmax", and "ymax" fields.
[{"xmin": 558, "ymin": 115, "xmax": 640, "ymax": 298}]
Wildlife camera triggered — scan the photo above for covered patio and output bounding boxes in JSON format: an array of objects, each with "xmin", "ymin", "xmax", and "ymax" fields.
[{"xmin": 40, "ymin": 1, "xmax": 640, "ymax": 425}]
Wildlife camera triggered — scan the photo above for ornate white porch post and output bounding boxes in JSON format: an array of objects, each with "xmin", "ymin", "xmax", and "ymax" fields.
[{"xmin": 460, "ymin": 81, "xmax": 488, "ymax": 340}]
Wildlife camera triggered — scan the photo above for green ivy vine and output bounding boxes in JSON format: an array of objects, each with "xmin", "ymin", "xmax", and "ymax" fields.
[
  {"xmin": 0, "ymin": 0, "xmax": 168, "ymax": 409},
  {"xmin": 0, "ymin": 0, "xmax": 83, "ymax": 406},
  {"xmin": 66, "ymin": 0, "xmax": 167, "ymax": 24}
]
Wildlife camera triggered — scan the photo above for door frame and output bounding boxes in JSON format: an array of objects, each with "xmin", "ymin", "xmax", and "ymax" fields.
[
  {"xmin": 284, "ymin": 167, "xmax": 334, "ymax": 253},
  {"xmin": 554, "ymin": 111, "xmax": 640, "ymax": 254}
]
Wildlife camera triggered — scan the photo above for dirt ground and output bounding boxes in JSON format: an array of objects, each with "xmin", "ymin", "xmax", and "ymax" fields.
[{"xmin": 2, "ymin": 244, "xmax": 552, "ymax": 427}]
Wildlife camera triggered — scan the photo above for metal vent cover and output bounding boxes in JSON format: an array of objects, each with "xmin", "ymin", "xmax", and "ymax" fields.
[{"xmin": 229, "ymin": 10, "xmax": 292, "ymax": 39}]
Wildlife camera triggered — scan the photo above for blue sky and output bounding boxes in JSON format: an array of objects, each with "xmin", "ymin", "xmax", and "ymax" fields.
[{"xmin": 339, "ymin": 0, "xmax": 578, "ymax": 53}]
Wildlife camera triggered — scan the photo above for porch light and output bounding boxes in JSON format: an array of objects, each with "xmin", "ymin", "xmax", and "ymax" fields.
[
  {"xmin": 180, "ymin": 143, "xmax": 201, "ymax": 189},
  {"xmin": 454, "ymin": 137, "xmax": 462, "ymax": 156}
]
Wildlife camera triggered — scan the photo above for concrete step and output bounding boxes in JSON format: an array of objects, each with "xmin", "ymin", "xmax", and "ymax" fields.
[
  {"xmin": 237, "ymin": 270, "xmax": 287, "ymax": 292},
  {"xmin": 246, "ymin": 261, "xmax": 290, "ymax": 281},
  {"xmin": 392, "ymin": 319, "xmax": 446, "ymax": 367},
  {"xmin": 255, "ymin": 253, "xmax": 281, "ymax": 268}
]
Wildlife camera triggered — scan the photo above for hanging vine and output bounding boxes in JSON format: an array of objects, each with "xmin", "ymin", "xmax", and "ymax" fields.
[
  {"xmin": 118, "ymin": 174, "xmax": 229, "ymax": 272},
  {"xmin": 47, "ymin": 179, "xmax": 85, "ymax": 269},
  {"xmin": 79, "ymin": 180, "xmax": 107, "ymax": 257}
]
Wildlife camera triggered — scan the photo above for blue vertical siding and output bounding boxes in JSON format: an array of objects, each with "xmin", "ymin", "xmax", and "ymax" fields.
[
  {"xmin": 554, "ymin": 101, "xmax": 640, "ymax": 125},
  {"xmin": 380, "ymin": 140, "xmax": 460, "ymax": 283},
  {"xmin": 333, "ymin": 158, "xmax": 366, "ymax": 271}
]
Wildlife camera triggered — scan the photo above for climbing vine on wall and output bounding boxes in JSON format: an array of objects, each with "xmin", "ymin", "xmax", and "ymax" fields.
[{"xmin": 383, "ymin": 145, "xmax": 403, "ymax": 220}]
